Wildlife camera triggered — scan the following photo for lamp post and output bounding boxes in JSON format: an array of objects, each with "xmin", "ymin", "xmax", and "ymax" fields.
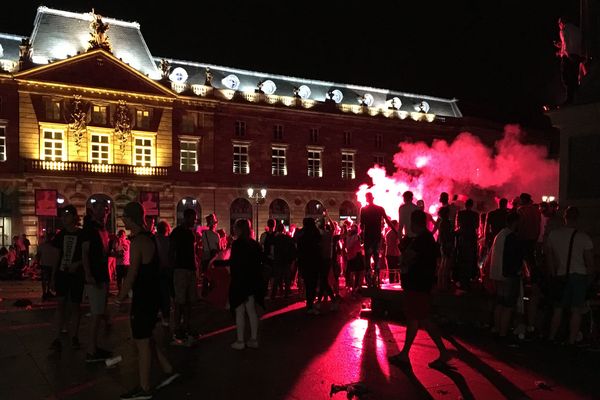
[{"xmin": 247, "ymin": 187, "xmax": 267, "ymax": 235}]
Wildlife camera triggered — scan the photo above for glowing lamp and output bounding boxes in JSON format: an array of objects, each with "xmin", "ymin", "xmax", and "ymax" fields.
[
  {"xmin": 260, "ymin": 188, "xmax": 267, "ymax": 198},
  {"xmin": 57, "ymin": 197, "xmax": 65, "ymax": 204},
  {"xmin": 222, "ymin": 74, "xmax": 240, "ymax": 90},
  {"xmin": 247, "ymin": 188, "xmax": 254, "ymax": 198},
  {"xmin": 258, "ymin": 80, "xmax": 277, "ymax": 95}
]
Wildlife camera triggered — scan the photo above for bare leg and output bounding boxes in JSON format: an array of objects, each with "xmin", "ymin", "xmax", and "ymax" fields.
[
  {"xmin": 422, "ymin": 319, "xmax": 451, "ymax": 360},
  {"xmin": 399, "ymin": 320, "xmax": 419, "ymax": 359},
  {"xmin": 135, "ymin": 338, "xmax": 152, "ymax": 392},
  {"xmin": 88, "ymin": 315, "xmax": 101, "ymax": 353},
  {"xmin": 151, "ymin": 332, "xmax": 173, "ymax": 374},
  {"xmin": 499, "ymin": 307, "xmax": 513, "ymax": 337},
  {"xmin": 549, "ymin": 307, "xmax": 563, "ymax": 341},
  {"xmin": 568, "ymin": 307, "xmax": 582, "ymax": 345}
]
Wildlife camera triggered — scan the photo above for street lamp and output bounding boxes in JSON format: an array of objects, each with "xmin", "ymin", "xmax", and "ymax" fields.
[{"xmin": 247, "ymin": 187, "xmax": 267, "ymax": 236}]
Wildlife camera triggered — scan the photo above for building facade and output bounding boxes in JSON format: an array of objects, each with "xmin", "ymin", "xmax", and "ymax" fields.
[{"xmin": 0, "ymin": 7, "xmax": 502, "ymax": 249}]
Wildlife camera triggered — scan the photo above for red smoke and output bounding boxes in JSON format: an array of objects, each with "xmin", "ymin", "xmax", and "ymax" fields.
[{"xmin": 357, "ymin": 124, "xmax": 559, "ymax": 219}]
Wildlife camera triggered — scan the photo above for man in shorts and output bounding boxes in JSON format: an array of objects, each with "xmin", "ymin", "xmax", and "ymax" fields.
[
  {"xmin": 49, "ymin": 205, "xmax": 85, "ymax": 351},
  {"xmin": 82, "ymin": 198, "xmax": 112, "ymax": 362},
  {"xmin": 388, "ymin": 210, "xmax": 452, "ymax": 369},
  {"xmin": 170, "ymin": 208, "xmax": 198, "ymax": 343}
]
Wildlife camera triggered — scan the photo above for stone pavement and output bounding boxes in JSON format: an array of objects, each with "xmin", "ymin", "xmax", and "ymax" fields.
[{"xmin": 0, "ymin": 281, "xmax": 598, "ymax": 399}]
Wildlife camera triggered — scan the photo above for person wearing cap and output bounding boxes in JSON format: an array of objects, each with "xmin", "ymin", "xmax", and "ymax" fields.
[
  {"xmin": 49, "ymin": 205, "xmax": 85, "ymax": 352},
  {"xmin": 201, "ymin": 213, "xmax": 221, "ymax": 297}
]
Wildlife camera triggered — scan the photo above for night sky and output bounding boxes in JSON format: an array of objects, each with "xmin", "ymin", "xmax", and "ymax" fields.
[{"xmin": 1, "ymin": 0, "xmax": 580, "ymax": 128}]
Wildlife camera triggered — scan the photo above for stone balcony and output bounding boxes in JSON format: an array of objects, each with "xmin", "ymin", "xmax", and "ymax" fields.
[{"xmin": 24, "ymin": 159, "xmax": 170, "ymax": 177}]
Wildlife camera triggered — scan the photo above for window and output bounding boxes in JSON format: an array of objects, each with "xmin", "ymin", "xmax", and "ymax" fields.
[
  {"xmin": 45, "ymin": 100, "xmax": 61, "ymax": 120},
  {"xmin": 134, "ymin": 137, "xmax": 153, "ymax": 166},
  {"xmin": 375, "ymin": 133, "xmax": 383, "ymax": 150},
  {"xmin": 271, "ymin": 147, "xmax": 287, "ymax": 176},
  {"xmin": 42, "ymin": 129, "xmax": 65, "ymax": 161},
  {"xmin": 91, "ymin": 105, "xmax": 108, "ymax": 125},
  {"xmin": 0, "ymin": 126, "xmax": 5, "ymax": 162},
  {"xmin": 235, "ymin": 121, "xmax": 246, "ymax": 137},
  {"xmin": 90, "ymin": 134, "xmax": 110, "ymax": 164},
  {"xmin": 342, "ymin": 152, "xmax": 355, "ymax": 179},
  {"xmin": 273, "ymin": 124, "xmax": 284, "ymax": 141},
  {"xmin": 181, "ymin": 112, "xmax": 197, "ymax": 133},
  {"xmin": 310, "ymin": 128, "xmax": 319, "ymax": 144},
  {"xmin": 344, "ymin": 131, "xmax": 352, "ymax": 146},
  {"xmin": 180, "ymin": 140, "xmax": 198, "ymax": 172},
  {"xmin": 233, "ymin": 144, "xmax": 249, "ymax": 174},
  {"xmin": 374, "ymin": 155, "xmax": 384, "ymax": 165},
  {"xmin": 307, "ymin": 150, "xmax": 322, "ymax": 177},
  {"xmin": 136, "ymin": 110, "xmax": 151, "ymax": 130}
]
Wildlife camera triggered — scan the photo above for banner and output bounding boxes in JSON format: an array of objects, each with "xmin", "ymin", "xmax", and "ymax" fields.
[
  {"xmin": 140, "ymin": 191, "xmax": 159, "ymax": 216},
  {"xmin": 35, "ymin": 189, "xmax": 58, "ymax": 216}
]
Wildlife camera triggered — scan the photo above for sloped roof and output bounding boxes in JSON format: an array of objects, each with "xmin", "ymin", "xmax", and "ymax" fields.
[
  {"xmin": 4, "ymin": 6, "xmax": 462, "ymax": 118},
  {"xmin": 28, "ymin": 7, "xmax": 159, "ymax": 79},
  {"xmin": 159, "ymin": 57, "xmax": 462, "ymax": 117},
  {"xmin": 0, "ymin": 33, "xmax": 23, "ymax": 60}
]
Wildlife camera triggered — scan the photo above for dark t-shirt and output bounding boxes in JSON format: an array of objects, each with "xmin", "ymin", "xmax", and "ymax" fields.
[
  {"xmin": 503, "ymin": 232, "xmax": 524, "ymax": 278},
  {"xmin": 82, "ymin": 222, "xmax": 110, "ymax": 283},
  {"xmin": 401, "ymin": 231, "xmax": 440, "ymax": 292},
  {"xmin": 360, "ymin": 204, "xmax": 386, "ymax": 242},
  {"xmin": 170, "ymin": 225, "xmax": 196, "ymax": 270},
  {"xmin": 52, "ymin": 228, "xmax": 84, "ymax": 274},
  {"xmin": 486, "ymin": 208, "xmax": 508, "ymax": 243}
]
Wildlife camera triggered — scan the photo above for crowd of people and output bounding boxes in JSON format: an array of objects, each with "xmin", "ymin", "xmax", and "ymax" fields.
[{"xmin": 5, "ymin": 187, "xmax": 599, "ymax": 398}]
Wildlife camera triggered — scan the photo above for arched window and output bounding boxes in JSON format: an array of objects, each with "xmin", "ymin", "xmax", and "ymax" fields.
[
  {"xmin": 230, "ymin": 198, "xmax": 253, "ymax": 233},
  {"xmin": 339, "ymin": 200, "xmax": 358, "ymax": 221},
  {"xmin": 269, "ymin": 199, "xmax": 290, "ymax": 227},
  {"xmin": 305, "ymin": 200, "xmax": 324, "ymax": 220},
  {"xmin": 176, "ymin": 197, "xmax": 201, "ymax": 227}
]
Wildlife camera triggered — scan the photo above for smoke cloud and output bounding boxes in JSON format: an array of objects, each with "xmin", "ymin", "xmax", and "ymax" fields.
[{"xmin": 357, "ymin": 124, "xmax": 559, "ymax": 219}]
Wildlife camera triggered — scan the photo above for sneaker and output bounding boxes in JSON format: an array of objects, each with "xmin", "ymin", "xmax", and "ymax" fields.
[
  {"xmin": 49, "ymin": 338, "xmax": 62, "ymax": 352},
  {"xmin": 120, "ymin": 386, "xmax": 153, "ymax": 400},
  {"xmin": 155, "ymin": 372, "xmax": 181, "ymax": 390},
  {"xmin": 230, "ymin": 341, "xmax": 245, "ymax": 350},
  {"xmin": 86, "ymin": 348, "xmax": 112, "ymax": 363},
  {"xmin": 71, "ymin": 336, "xmax": 81, "ymax": 349},
  {"xmin": 246, "ymin": 339, "xmax": 259, "ymax": 349}
]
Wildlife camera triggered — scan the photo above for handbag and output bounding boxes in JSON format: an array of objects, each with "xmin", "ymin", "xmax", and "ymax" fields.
[{"xmin": 550, "ymin": 229, "xmax": 577, "ymax": 300}]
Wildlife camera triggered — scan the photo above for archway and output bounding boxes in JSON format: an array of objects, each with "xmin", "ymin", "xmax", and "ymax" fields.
[
  {"xmin": 86, "ymin": 194, "xmax": 116, "ymax": 234},
  {"xmin": 176, "ymin": 197, "xmax": 201, "ymax": 227},
  {"xmin": 339, "ymin": 200, "xmax": 358, "ymax": 222},
  {"xmin": 230, "ymin": 198, "xmax": 253, "ymax": 233},
  {"xmin": 269, "ymin": 198, "xmax": 290, "ymax": 227},
  {"xmin": 305, "ymin": 199, "xmax": 324, "ymax": 221}
]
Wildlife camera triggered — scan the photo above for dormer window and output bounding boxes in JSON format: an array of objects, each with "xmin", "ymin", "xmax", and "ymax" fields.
[
  {"xmin": 91, "ymin": 105, "xmax": 108, "ymax": 125},
  {"xmin": 136, "ymin": 109, "xmax": 151, "ymax": 130},
  {"xmin": 45, "ymin": 99, "xmax": 61, "ymax": 121}
]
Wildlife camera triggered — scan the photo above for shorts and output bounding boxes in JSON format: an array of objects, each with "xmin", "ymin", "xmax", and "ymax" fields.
[
  {"xmin": 41, "ymin": 265, "xmax": 53, "ymax": 281},
  {"xmin": 402, "ymin": 290, "xmax": 432, "ymax": 320},
  {"xmin": 496, "ymin": 277, "xmax": 521, "ymax": 308},
  {"xmin": 116, "ymin": 265, "xmax": 128, "ymax": 281},
  {"xmin": 131, "ymin": 293, "xmax": 159, "ymax": 339},
  {"xmin": 173, "ymin": 269, "xmax": 197, "ymax": 304},
  {"xmin": 85, "ymin": 282, "xmax": 108, "ymax": 315},
  {"xmin": 558, "ymin": 274, "xmax": 589, "ymax": 309},
  {"xmin": 55, "ymin": 271, "xmax": 85, "ymax": 303}
]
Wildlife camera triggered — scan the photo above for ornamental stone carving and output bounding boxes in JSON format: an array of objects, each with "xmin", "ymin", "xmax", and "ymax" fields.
[
  {"xmin": 88, "ymin": 9, "xmax": 112, "ymax": 52},
  {"xmin": 67, "ymin": 95, "xmax": 88, "ymax": 154},
  {"xmin": 113, "ymin": 100, "xmax": 132, "ymax": 155}
]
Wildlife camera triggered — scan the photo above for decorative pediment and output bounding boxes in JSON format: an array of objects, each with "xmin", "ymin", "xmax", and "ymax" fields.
[{"xmin": 15, "ymin": 49, "xmax": 175, "ymax": 97}]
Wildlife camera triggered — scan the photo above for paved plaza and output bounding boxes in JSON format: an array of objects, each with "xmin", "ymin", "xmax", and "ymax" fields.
[{"xmin": 0, "ymin": 281, "xmax": 598, "ymax": 399}]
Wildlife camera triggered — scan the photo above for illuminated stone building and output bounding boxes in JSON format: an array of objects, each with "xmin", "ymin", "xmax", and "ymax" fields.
[{"xmin": 0, "ymin": 7, "xmax": 502, "ymax": 249}]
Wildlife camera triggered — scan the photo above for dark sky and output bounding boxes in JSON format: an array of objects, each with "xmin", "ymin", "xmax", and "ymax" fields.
[{"xmin": 1, "ymin": 0, "xmax": 580, "ymax": 127}]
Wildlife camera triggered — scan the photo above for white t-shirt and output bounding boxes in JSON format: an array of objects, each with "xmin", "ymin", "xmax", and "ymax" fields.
[{"xmin": 547, "ymin": 227, "xmax": 593, "ymax": 275}]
